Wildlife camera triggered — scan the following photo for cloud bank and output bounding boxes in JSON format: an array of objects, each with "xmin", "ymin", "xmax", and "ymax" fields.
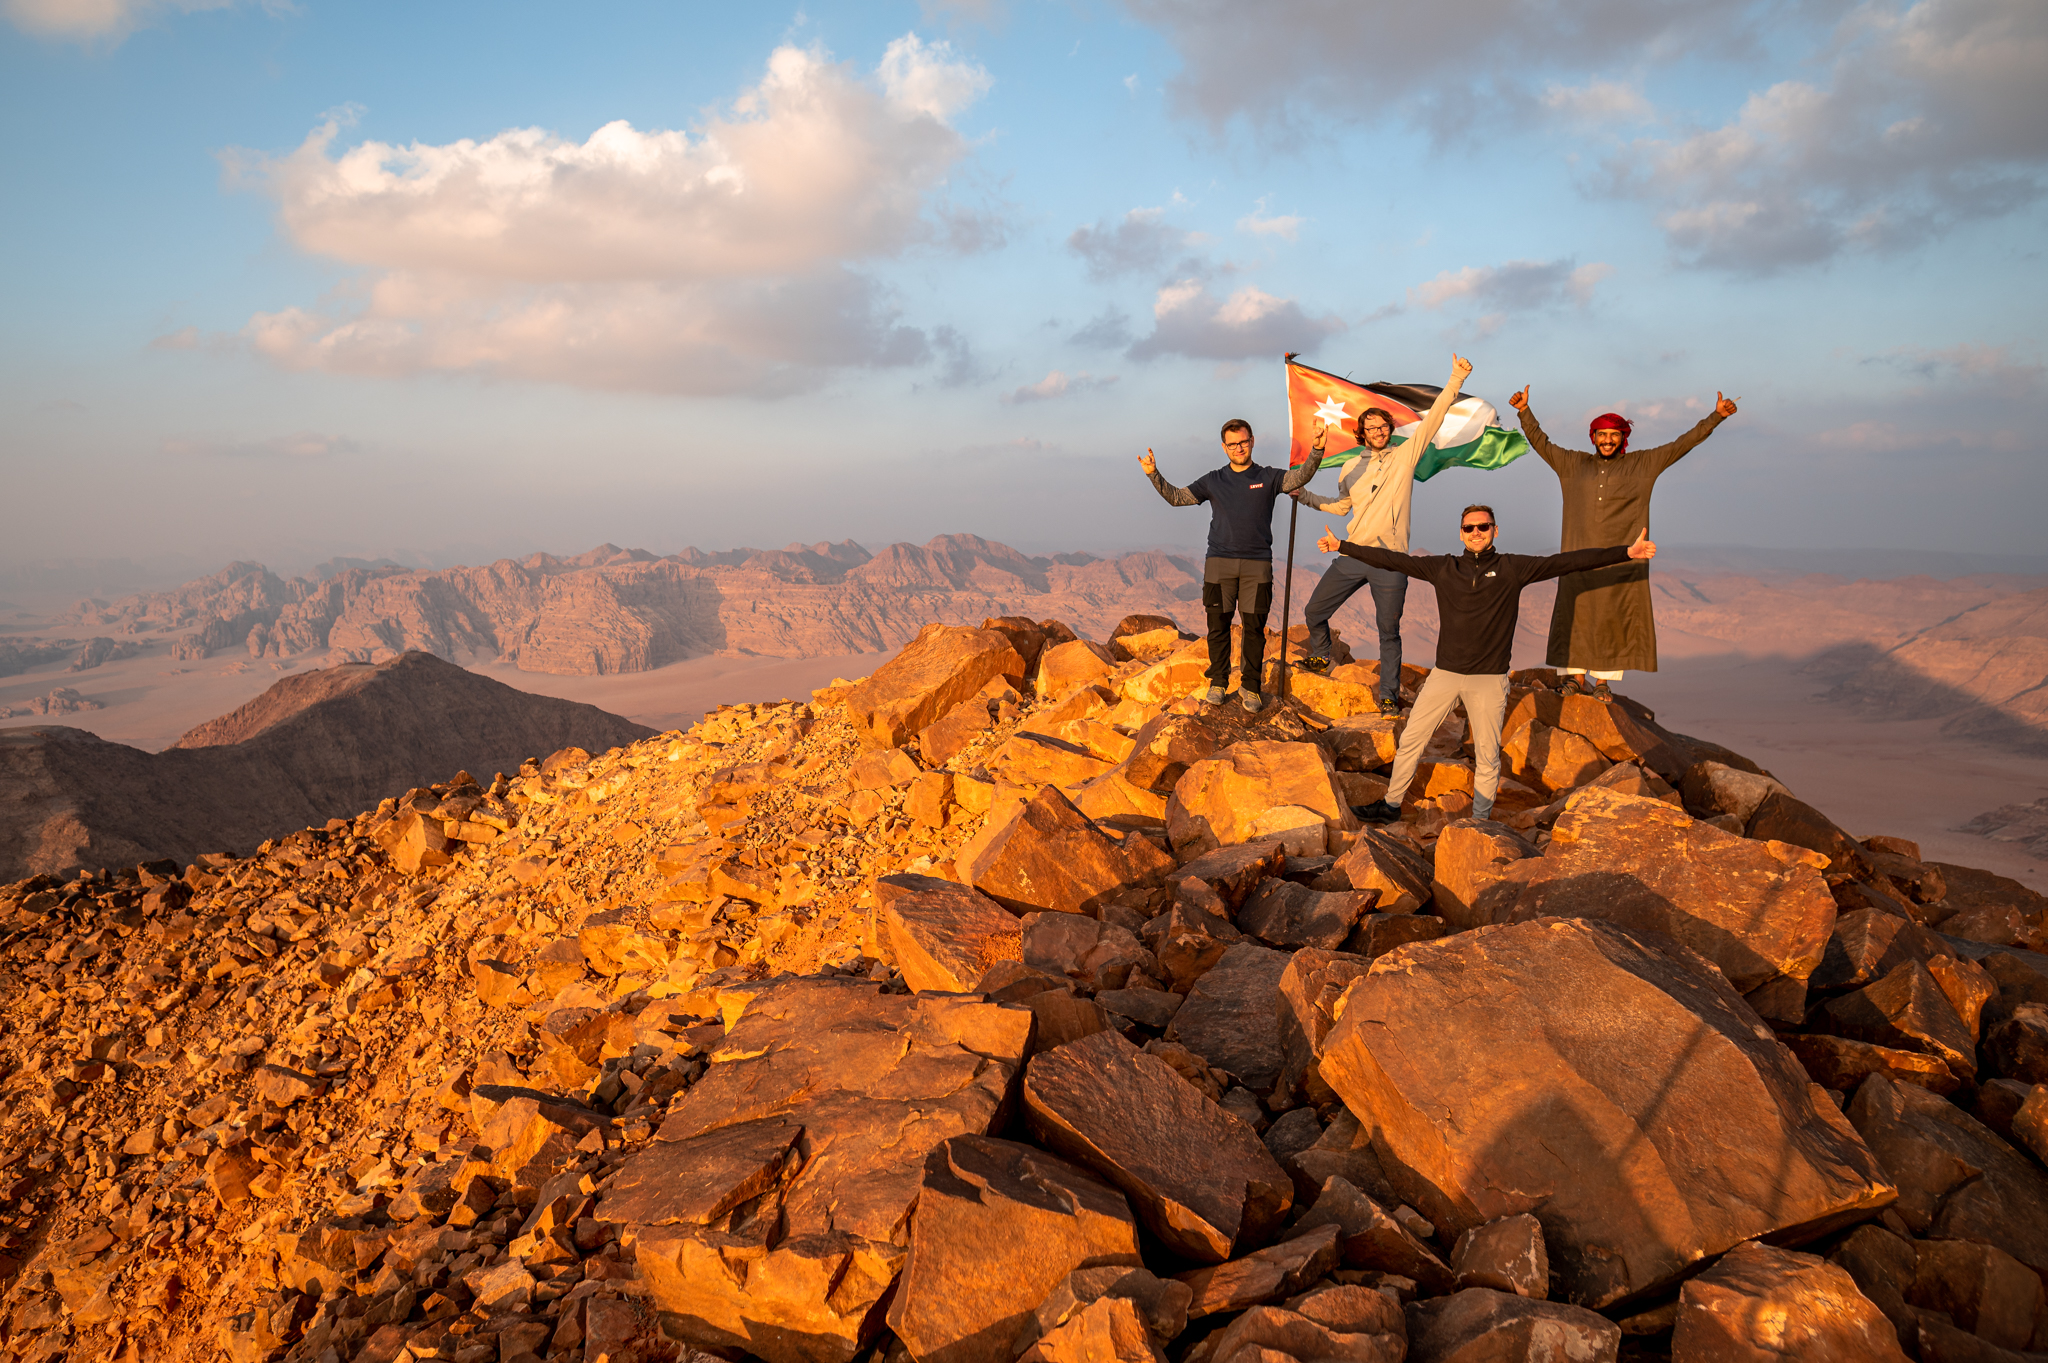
[{"xmin": 228, "ymin": 35, "xmax": 994, "ymax": 395}]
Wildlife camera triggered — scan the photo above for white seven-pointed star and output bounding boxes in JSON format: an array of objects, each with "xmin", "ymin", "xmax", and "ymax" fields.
[{"xmin": 1312, "ymin": 397, "xmax": 1350, "ymax": 427}]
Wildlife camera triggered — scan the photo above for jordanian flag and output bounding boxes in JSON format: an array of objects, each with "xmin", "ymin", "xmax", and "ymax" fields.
[{"xmin": 1284, "ymin": 356, "xmax": 1529, "ymax": 482}]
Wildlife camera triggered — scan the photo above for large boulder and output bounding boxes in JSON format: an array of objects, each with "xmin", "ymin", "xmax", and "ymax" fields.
[
  {"xmin": 1404, "ymin": 1289, "xmax": 1620, "ymax": 1363},
  {"xmin": 886, "ymin": 1136, "xmax": 1141, "ymax": 1363},
  {"xmin": 1502, "ymin": 788, "xmax": 1836, "ymax": 1015},
  {"xmin": 959, "ymin": 785, "xmax": 1164, "ymax": 916},
  {"xmin": 1118, "ymin": 711, "xmax": 1232, "ymax": 795},
  {"xmin": 1037, "ymin": 640, "xmax": 1121, "ymax": 703},
  {"xmin": 621, "ymin": 979, "xmax": 1032, "ymax": 1363},
  {"xmin": 1021, "ymin": 1029, "xmax": 1291, "ymax": 1263},
  {"xmin": 1276, "ymin": 949, "xmax": 1374, "ymax": 1105},
  {"xmin": 1164, "ymin": 941, "xmax": 1293, "ymax": 1096},
  {"xmin": 1329, "ymin": 829, "xmax": 1434, "ymax": 915},
  {"xmin": 845, "ymin": 624, "xmax": 1027, "ymax": 749},
  {"xmin": 1672, "ymin": 1240, "xmax": 1908, "ymax": 1361},
  {"xmin": 1318, "ymin": 918, "xmax": 1897, "ymax": 1309},
  {"xmin": 1166, "ymin": 740, "xmax": 1355, "ymax": 859},
  {"xmin": 875, "ymin": 874, "xmax": 1023, "ymax": 994},
  {"xmin": 1430, "ymin": 820, "xmax": 1537, "ymax": 930},
  {"xmin": 1847, "ymin": 1075, "xmax": 2048, "ymax": 1278}
]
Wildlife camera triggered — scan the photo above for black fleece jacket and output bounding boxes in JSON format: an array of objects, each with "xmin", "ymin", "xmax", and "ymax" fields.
[{"xmin": 1337, "ymin": 542, "xmax": 1634, "ymax": 674}]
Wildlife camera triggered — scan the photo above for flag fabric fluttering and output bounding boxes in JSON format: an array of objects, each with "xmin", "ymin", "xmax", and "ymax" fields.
[{"xmin": 1284, "ymin": 357, "xmax": 1529, "ymax": 482}]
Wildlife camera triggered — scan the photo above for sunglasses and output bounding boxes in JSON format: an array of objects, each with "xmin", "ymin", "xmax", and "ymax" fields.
[{"xmin": 1460, "ymin": 522, "xmax": 1495, "ymax": 533}]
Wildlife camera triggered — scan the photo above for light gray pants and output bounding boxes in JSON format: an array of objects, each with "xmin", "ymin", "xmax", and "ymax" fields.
[{"xmin": 1385, "ymin": 668, "xmax": 1510, "ymax": 817}]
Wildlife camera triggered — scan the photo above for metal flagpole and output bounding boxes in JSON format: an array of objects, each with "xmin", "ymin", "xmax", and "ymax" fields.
[
  {"xmin": 1277, "ymin": 351, "xmax": 1300, "ymax": 707},
  {"xmin": 1278, "ymin": 497, "xmax": 1298, "ymax": 706}
]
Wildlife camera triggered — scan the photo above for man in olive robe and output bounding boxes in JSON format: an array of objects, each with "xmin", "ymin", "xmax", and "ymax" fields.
[{"xmin": 1508, "ymin": 387, "xmax": 1739, "ymax": 701}]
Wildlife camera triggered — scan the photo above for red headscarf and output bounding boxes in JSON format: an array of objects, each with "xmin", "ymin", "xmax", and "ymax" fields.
[{"xmin": 1588, "ymin": 412, "xmax": 1632, "ymax": 456}]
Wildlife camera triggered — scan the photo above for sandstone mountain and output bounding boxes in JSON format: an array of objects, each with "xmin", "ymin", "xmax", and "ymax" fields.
[
  {"xmin": 4, "ymin": 611, "xmax": 2048, "ymax": 1363},
  {"xmin": 0, "ymin": 653, "xmax": 653, "ymax": 881},
  {"xmin": 1819, "ymin": 583, "xmax": 2048, "ymax": 754},
  {"xmin": 48, "ymin": 545, "xmax": 2048, "ymax": 756}
]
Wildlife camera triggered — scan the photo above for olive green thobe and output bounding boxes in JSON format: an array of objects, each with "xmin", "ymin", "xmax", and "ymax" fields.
[{"xmin": 1517, "ymin": 407, "xmax": 1727, "ymax": 672}]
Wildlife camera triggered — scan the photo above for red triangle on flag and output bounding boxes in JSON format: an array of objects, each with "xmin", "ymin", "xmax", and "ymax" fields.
[{"xmin": 1285, "ymin": 358, "xmax": 1422, "ymax": 468}]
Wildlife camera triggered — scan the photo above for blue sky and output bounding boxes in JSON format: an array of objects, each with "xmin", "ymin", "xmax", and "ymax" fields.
[{"xmin": 2, "ymin": 0, "xmax": 2042, "ymax": 574}]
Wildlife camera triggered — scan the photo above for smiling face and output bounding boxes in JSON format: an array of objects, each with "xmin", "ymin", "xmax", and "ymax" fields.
[
  {"xmin": 1592, "ymin": 428, "xmax": 1625, "ymax": 457},
  {"xmin": 1221, "ymin": 429, "xmax": 1254, "ymax": 468},
  {"xmin": 1459, "ymin": 510, "xmax": 1498, "ymax": 553},
  {"xmin": 1357, "ymin": 412, "xmax": 1393, "ymax": 451}
]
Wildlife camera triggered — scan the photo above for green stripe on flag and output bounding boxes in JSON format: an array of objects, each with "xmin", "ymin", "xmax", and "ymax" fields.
[
  {"xmin": 1304, "ymin": 427, "xmax": 1530, "ymax": 478},
  {"xmin": 1411, "ymin": 426, "xmax": 1530, "ymax": 482}
]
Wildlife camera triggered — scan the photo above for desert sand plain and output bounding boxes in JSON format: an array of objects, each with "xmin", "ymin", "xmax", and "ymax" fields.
[{"xmin": 3, "ymin": 544, "xmax": 2042, "ymax": 887}]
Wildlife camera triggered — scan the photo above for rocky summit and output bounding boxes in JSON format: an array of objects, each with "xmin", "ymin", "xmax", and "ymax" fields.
[{"xmin": 2, "ymin": 612, "xmax": 2046, "ymax": 1363}]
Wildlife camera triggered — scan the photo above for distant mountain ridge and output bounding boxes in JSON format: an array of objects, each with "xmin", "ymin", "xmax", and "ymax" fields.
[
  {"xmin": 64, "ymin": 535, "xmax": 1208, "ymax": 675},
  {"xmin": 0, "ymin": 652, "xmax": 653, "ymax": 880}
]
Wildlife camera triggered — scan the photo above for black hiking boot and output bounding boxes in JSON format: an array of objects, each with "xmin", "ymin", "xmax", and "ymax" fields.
[{"xmin": 1353, "ymin": 799, "xmax": 1401, "ymax": 825}]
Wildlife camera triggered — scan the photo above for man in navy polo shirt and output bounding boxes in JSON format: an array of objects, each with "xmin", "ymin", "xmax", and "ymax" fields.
[{"xmin": 1140, "ymin": 418, "xmax": 1317, "ymax": 711}]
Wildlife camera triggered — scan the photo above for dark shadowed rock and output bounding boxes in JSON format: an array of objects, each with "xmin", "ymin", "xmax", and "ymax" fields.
[
  {"xmin": 1328, "ymin": 829, "xmax": 1434, "ymax": 914},
  {"xmin": 1450, "ymin": 1214, "xmax": 1548, "ymax": 1299},
  {"xmin": 1293, "ymin": 1175, "xmax": 1452, "ymax": 1292},
  {"xmin": 1504, "ymin": 787, "xmax": 1836, "ymax": 1013},
  {"xmin": 1672, "ymin": 1240, "xmax": 1907, "ymax": 1361},
  {"xmin": 1405, "ymin": 1289, "xmax": 1620, "ymax": 1363},
  {"xmin": 1236, "ymin": 879, "xmax": 1377, "ymax": 949},
  {"xmin": 876, "ymin": 874, "xmax": 1023, "ymax": 994},
  {"xmin": 1822, "ymin": 959, "xmax": 1977, "ymax": 1079},
  {"xmin": 1848, "ymin": 1075, "xmax": 2048, "ymax": 1277},
  {"xmin": 1202, "ymin": 1302, "xmax": 1404, "ymax": 1363},
  {"xmin": 1829, "ymin": 1222, "xmax": 1920, "ymax": 1346},
  {"xmin": 1907, "ymin": 1239, "xmax": 2045, "ymax": 1352},
  {"xmin": 1783, "ymin": 1033, "xmax": 1962, "ymax": 1096},
  {"xmin": 1165, "ymin": 941, "xmax": 1292, "ymax": 1096},
  {"xmin": 1983, "ymin": 1002, "xmax": 2048, "ymax": 1084},
  {"xmin": 887, "ymin": 1136, "xmax": 1141, "ymax": 1363},
  {"xmin": 1811, "ymin": 908, "xmax": 1951, "ymax": 991},
  {"xmin": 1288, "ymin": 1114, "xmax": 1402, "ymax": 1211},
  {"xmin": 1175, "ymin": 1222, "xmax": 1342, "ymax": 1318},
  {"xmin": 1021, "ymin": 1029, "xmax": 1291, "ymax": 1263},
  {"xmin": 1747, "ymin": 788, "xmax": 1869, "ymax": 875},
  {"xmin": 1320, "ymin": 918, "xmax": 1896, "ymax": 1308}
]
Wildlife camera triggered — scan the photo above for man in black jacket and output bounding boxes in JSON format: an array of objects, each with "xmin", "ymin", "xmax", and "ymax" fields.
[
  {"xmin": 1315, "ymin": 504, "xmax": 1656, "ymax": 821},
  {"xmin": 1142, "ymin": 419, "xmax": 1318, "ymax": 711}
]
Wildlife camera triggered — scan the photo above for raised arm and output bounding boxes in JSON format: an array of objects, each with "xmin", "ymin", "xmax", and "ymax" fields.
[
  {"xmin": 1397, "ymin": 354, "xmax": 1474, "ymax": 467},
  {"xmin": 1138, "ymin": 448, "xmax": 1199, "ymax": 507},
  {"xmin": 1510, "ymin": 392, "xmax": 1570, "ymax": 473},
  {"xmin": 1280, "ymin": 457, "xmax": 1318, "ymax": 493},
  {"xmin": 1641, "ymin": 394, "xmax": 1736, "ymax": 473}
]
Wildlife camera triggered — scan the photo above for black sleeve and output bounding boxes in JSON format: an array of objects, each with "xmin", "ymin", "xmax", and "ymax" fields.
[
  {"xmin": 1519, "ymin": 544, "xmax": 1633, "ymax": 584},
  {"xmin": 1337, "ymin": 543, "xmax": 1434, "ymax": 580},
  {"xmin": 1149, "ymin": 468, "xmax": 1200, "ymax": 507}
]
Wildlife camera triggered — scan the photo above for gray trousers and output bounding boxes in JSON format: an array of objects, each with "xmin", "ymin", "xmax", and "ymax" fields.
[{"xmin": 1385, "ymin": 668, "xmax": 1510, "ymax": 817}]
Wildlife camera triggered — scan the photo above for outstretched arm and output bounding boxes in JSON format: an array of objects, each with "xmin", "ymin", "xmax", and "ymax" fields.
[
  {"xmin": 1522, "ymin": 529, "xmax": 1655, "ymax": 583},
  {"xmin": 1294, "ymin": 486, "xmax": 1348, "ymax": 512},
  {"xmin": 1315, "ymin": 525, "xmax": 1433, "ymax": 580},
  {"xmin": 1642, "ymin": 393, "xmax": 1737, "ymax": 473},
  {"xmin": 1510, "ymin": 389, "xmax": 1569, "ymax": 473},
  {"xmin": 1138, "ymin": 448, "xmax": 1199, "ymax": 507},
  {"xmin": 1397, "ymin": 354, "xmax": 1474, "ymax": 469}
]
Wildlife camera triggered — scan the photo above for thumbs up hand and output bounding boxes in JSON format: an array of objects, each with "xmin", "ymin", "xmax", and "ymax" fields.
[
  {"xmin": 1627, "ymin": 527, "xmax": 1658, "ymax": 561},
  {"xmin": 1316, "ymin": 525, "xmax": 1341, "ymax": 554}
]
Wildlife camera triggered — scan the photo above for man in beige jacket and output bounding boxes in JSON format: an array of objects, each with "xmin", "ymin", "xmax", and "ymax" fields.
[{"xmin": 1290, "ymin": 354, "xmax": 1472, "ymax": 715}]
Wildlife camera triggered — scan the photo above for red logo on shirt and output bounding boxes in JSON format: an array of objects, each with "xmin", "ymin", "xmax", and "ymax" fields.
[{"xmin": 1248, "ymin": 483, "xmax": 1265, "ymax": 489}]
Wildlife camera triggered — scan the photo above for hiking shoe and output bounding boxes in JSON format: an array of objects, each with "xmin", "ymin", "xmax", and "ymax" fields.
[
  {"xmin": 1590, "ymin": 680, "xmax": 1615, "ymax": 704},
  {"xmin": 1240, "ymin": 690, "xmax": 1265, "ymax": 713},
  {"xmin": 1353, "ymin": 799, "xmax": 1401, "ymax": 824},
  {"xmin": 1204, "ymin": 686, "xmax": 1226, "ymax": 705},
  {"xmin": 1377, "ymin": 695, "xmax": 1403, "ymax": 717},
  {"xmin": 1298, "ymin": 655, "xmax": 1332, "ymax": 675}
]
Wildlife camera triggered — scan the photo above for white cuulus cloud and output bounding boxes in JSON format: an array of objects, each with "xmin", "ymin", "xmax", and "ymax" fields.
[
  {"xmin": 228, "ymin": 35, "xmax": 993, "ymax": 396},
  {"xmin": 1128, "ymin": 278, "xmax": 1343, "ymax": 361}
]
